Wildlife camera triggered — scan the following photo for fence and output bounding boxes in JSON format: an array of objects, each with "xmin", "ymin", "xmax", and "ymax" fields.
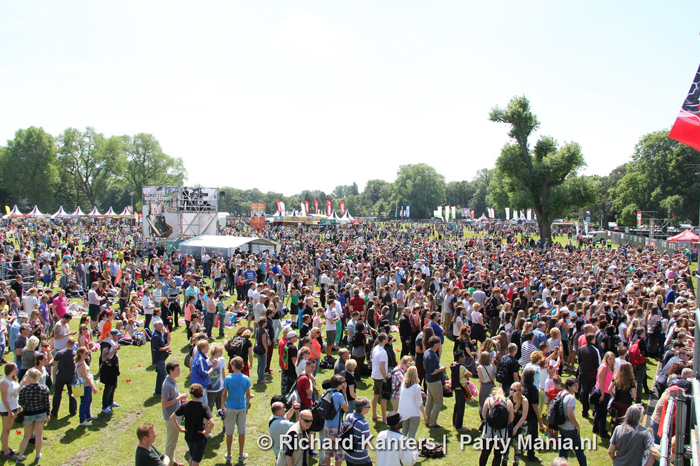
[{"xmin": 603, "ymin": 230, "xmax": 689, "ymax": 255}]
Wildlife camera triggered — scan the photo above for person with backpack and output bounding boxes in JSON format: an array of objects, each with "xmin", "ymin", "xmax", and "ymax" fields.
[
  {"xmin": 553, "ymin": 378, "xmax": 587, "ymax": 466},
  {"xmin": 496, "ymin": 343, "xmax": 520, "ymax": 395},
  {"xmin": 451, "ymin": 350, "xmax": 473, "ymax": 431},
  {"xmin": 375, "ymin": 411, "xmax": 419, "ymax": 466},
  {"xmin": 323, "ymin": 375, "xmax": 349, "ymax": 466},
  {"xmin": 479, "ymin": 386, "xmax": 514, "ymax": 466},
  {"xmin": 340, "ymin": 396, "xmax": 371, "ymax": 466},
  {"xmin": 502, "ymin": 382, "xmax": 529, "ymax": 466},
  {"xmin": 484, "ymin": 288, "xmax": 504, "ymax": 337},
  {"xmin": 628, "ymin": 327, "xmax": 647, "ymax": 403}
]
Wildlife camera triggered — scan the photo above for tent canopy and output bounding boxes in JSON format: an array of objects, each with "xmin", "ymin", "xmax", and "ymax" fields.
[
  {"xmin": 179, "ymin": 235, "xmax": 280, "ymax": 260},
  {"xmin": 668, "ymin": 229, "xmax": 699, "ymax": 243}
]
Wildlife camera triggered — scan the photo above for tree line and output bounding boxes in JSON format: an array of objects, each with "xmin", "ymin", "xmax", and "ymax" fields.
[{"xmin": 3, "ymin": 97, "xmax": 698, "ymax": 238}]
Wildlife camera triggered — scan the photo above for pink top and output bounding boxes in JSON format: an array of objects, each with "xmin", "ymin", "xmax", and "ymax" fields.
[{"xmin": 595, "ymin": 365, "xmax": 614, "ymax": 394}]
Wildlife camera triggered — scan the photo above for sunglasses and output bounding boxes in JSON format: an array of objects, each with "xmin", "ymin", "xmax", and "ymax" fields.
[{"xmin": 300, "ymin": 418, "xmax": 313, "ymax": 423}]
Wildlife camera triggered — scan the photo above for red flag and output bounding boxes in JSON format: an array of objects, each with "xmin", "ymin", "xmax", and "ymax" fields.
[
  {"xmin": 670, "ymin": 64, "xmax": 700, "ymax": 150},
  {"xmin": 276, "ymin": 199, "xmax": 282, "ymax": 215},
  {"xmin": 304, "ymin": 200, "xmax": 310, "ymax": 215},
  {"xmin": 340, "ymin": 201, "xmax": 345, "ymax": 216},
  {"xmin": 314, "ymin": 200, "xmax": 319, "ymax": 214},
  {"xmin": 326, "ymin": 200, "xmax": 332, "ymax": 216},
  {"xmin": 470, "ymin": 210, "xmax": 475, "ymax": 219}
]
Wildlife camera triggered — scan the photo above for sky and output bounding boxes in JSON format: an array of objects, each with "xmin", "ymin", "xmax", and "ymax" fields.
[{"xmin": 1, "ymin": 1, "xmax": 699, "ymax": 196}]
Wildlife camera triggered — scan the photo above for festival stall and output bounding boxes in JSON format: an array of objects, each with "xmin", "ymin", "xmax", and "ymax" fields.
[
  {"xmin": 668, "ymin": 229, "xmax": 699, "ymax": 259},
  {"xmin": 179, "ymin": 235, "xmax": 280, "ymax": 259},
  {"xmin": 26, "ymin": 206, "xmax": 49, "ymax": 218},
  {"xmin": 51, "ymin": 206, "xmax": 75, "ymax": 219}
]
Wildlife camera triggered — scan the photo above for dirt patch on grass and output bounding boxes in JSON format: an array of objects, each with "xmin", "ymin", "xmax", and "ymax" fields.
[{"xmin": 60, "ymin": 409, "xmax": 143, "ymax": 466}]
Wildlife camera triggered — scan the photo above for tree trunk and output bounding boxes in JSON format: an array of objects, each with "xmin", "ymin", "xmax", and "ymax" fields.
[{"xmin": 539, "ymin": 218, "xmax": 552, "ymax": 243}]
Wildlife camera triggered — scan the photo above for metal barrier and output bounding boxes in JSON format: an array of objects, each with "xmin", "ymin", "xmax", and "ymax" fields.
[{"xmin": 603, "ymin": 230, "xmax": 687, "ymax": 254}]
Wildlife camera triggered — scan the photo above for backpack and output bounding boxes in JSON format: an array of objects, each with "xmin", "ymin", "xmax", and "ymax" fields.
[
  {"xmin": 319, "ymin": 389, "xmax": 340, "ymax": 421},
  {"xmin": 485, "ymin": 297, "xmax": 499, "ymax": 318},
  {"xmin": 628, "ymin": 339, "xmax": 646, "ymax": 366},
  {"xmin": 548, "ymin": 391, "xmax": 569, "ymax": 429},
  {"xmin": 225, "ymin": 336, "xmax": 246, "ymax": 358},
  {"xmin": 495, "ymin": 356, "xmax": 510, "ymax": 384},
  {"xmin": 381, "ymin": 370, "xmax": 394, "ymax": 400},
  {"xmin": 309, "ymin": 390, "xmax": 338, "ymax": 432},
  {"xmin": 339, "ymin": 417, "xmax": 360, "ymax": 451},
  {"xmin": 450, "ymin": 362, "xmax": 464, "ymax": 392},
  {"xmin": 486, "ymin": 398, "xmax": 510, "ymax": 429}
]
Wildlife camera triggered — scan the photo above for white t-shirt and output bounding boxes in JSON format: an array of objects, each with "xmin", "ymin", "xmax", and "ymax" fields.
[
  {"xmin": 371, "ymin": 345, "xmax": 388, "ymax": 380},
  {"xmin": 618, "ymin": 323, "xmax": 628, "ymax": 344},
  {"xmin": 398, "ymin": 383, "xmax": 423, "ymax": 419},
  {"xmin": 614, "ymin": 357, "xmax": 625, "ymax": 375},
  {"xmin": 23, "ymin": 295, "xmax": 38, "ymax": 313},
  {"xmin": 143, "ymin": 296, "xmax": 153, "ymax": 315},
  {"xmin": 452, "ymin": 315, "xmax": 463, "ymax": 337}
]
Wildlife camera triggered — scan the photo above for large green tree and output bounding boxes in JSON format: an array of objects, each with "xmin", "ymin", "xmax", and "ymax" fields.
[
  {"xmin": 445, "ymin": 181, "xmax": 475, "ymax": 210},
  {"xmin": 122, "ymin": 133, "xmax": 186, "ymax": 198},
  {"xmin": 57, "ymin": 127, "xmax": 125, "ymax": 208},
  {"xmin": 489, "ymin": 96, "xmax": 596, "ymax": 241},
  {"xmin": 0, "ymin": 127, "xmax": 58, "ymax": 210},
  {"xmin": 389, "ymin": 163, "xmax": 446, "ymax": 218},
  {"xmin": 611, "ymin": 130, "xmax": 700, "ymax": 226}
]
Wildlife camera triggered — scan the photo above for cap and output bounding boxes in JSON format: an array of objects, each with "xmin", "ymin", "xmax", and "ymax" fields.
[
  {"xmin": 386, "ymin": 412, "xmax": 402, "ymax": 426},
  {"xmin": 286, "ymin": 331, "xmax": 298, "ymax": 339},
  {"xmin": 17, "ymin": 312, "xmax": 28, "ymax": 319},
  {"xmin": 107, "ymin": 310, "xmax": 117, "ymax": 315}
]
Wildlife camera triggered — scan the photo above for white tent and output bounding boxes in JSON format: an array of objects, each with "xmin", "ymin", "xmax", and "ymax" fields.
[
  {"xmin": 104, "ymin": 207, "xmax": 118, "ymax": 217},
  {"xmin": 72, "ymin": 207, "xmax": 87, "ymax": 217},
  {"xmin": 27, "ymin": 206, "xmax": 49, "ymax": 218},
  {"xmin": 88, "ymin": 207, "xmax": 103, "ymax": 217},
  {"xmin": 179, "ymin": 235, "xmax": 280, "ymax": 259},
  {"xmin": 2, "ymin": 205, "xmax": 25, "ymax": 219},
  {"xmin": 51, "ymin": 206, "xmax": 74, "ymax": 219},
  {"xmin": 119, "ymin": 207, "xmax": 132, "ymax": 217}
]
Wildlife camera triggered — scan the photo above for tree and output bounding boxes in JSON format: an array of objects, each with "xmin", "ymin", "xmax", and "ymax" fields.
[
  {"xmin": 445, "ymin": 181, "xmax": 475, "ymax": 209},
  {"xmin": 0, "ymin": 127, "xmax": 58, "ymax": 210},
  {"xmin": 57, "ymin": 127, "xmax": 125, "ymax": 208},
  {"xmin": 489, "ymin": 96, "xmax": 596, "ymax": 241},
  {"xmin": 389, "ymin": 164, "xmax": 446, "ymax": 219},
  {"xmin": 611, "ymin": 130, "xmax": 700, "ymax": 226},
  {"xmin": 122, "ymin": 133, "xmax": 186, "ymax": 197},
  {"xmin": 470, "ymin": 168, "xmax": 492, "ymax": 217}
]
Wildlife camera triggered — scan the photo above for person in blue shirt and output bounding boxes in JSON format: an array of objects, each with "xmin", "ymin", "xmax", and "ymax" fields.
[
  {"xmin": 190, "ymin": 340, "xmax": 215, "ymax": 406},
  {"xmin": 324, "ymin": 375, "xmax": 348, "ymax": 466},
  {"xmin": 428, "ymin": 312, "xmax": 444, "ymax": 344},
  {"xmin": 222, "ymin": 357, "xmax": 252, "ymax": 463},
  {"xmin": 342, "ymin": 397, "xmax": 372, "ymax": 466},
  {"xmin": 423, "ymin": 336, "xmax": 446, "ymax": 429}
]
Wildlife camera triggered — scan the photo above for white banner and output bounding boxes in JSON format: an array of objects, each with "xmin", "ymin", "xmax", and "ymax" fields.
[{"xmin": 505, "ymin": 207, "xmax": 510, "ymax": 220}]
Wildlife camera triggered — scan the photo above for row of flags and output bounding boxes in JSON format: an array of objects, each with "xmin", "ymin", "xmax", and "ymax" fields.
[
  {"xmin": 394, "ymin": 206, "xmax": 410, "ymax": 218},
  {"xmin": 276, "ymin": 199, "xmax": 347, "ymax": 217}
]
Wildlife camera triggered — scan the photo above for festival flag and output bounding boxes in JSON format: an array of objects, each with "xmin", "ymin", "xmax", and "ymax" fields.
[
  {"xmin": 400, "ymin": 206, "xmax": 404, "ymax": 218},
  {"xmin": 669, "ymin": 63, "xmax": 700, "ymax": 150},
  {"xmin": 526, "ymin": 209, "xmax": 532, "ymax": 221},
  {"xmin": 406, "ymin": 206, "xmax": 410, "ymax": 218},
  {"xmin": 339, "ymin": 201, "xmax": 345, "ymax": 216},
  {"xmin": 276, "ymin": 199, "xmax": 282, "ymax": 215},
  {"xmin": 435, "ymin": 206, "xmax": 442, "ymax": 219},
  {"xmin": 451, "ymin": 206, "xmax": 456, "ymax": 219},
  {"xmin": 326, "ymin": 199, "xmax": 332, "ymax": 216},
  {"xmin": 304, "ymin": 200, "xmax": 310, "ymax": 215},
  {"xmin": 575, "ymin": 222, "xmax": 580, "ymax": 236},
  {"xmin": 395, "ymin": 206, "xmax": 398, "ymax": 218},
  {"xmin": 464, "ymin": 208, "xmax": 470, "ymax": 219},
  {"xmin": 470, "ymin": 210, "xmax": 475, "ymax": 219},
  {"xmin": 505, "ymin": 207, "xmax": 510, "ymax": 220},
  {"xmin": 314, "ymin": 199, "xmax": 319, "ymax": 214},
  {"xmin": 4, "ymin": 206, "xmax": 9, "ymax": 216}
]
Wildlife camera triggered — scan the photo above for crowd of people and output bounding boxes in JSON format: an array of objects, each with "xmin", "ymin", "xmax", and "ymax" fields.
[{"xmin": 0, "ymin": 219, "xmax": 693, "ymax": 466}]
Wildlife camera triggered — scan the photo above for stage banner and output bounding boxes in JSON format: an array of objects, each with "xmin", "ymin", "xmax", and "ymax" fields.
[
  {"xmin": 305, "ymin": 201, "xmax": 310, "ymax": 215},
  {"xmin": 505, "ymin": 207, "xmax": 510, "ymax": 220},
  {"xmin": 326, "ymin": 200, "xmax": 332, "ymax": 216},
  {"xmin": 314, "ymin": 199, "xmax": 319, "ymax": 214},
  {"xmin": 340, "ymin": 201, "xmax": 345, "ymax": 216}
]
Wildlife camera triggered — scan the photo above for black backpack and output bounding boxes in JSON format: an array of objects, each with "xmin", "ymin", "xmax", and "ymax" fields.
[
  {"xmin": 486, "ymin": 398, "xmax": 510, "ymax": 429},
  {"xmin": 339, "ymin": 417, "xmax": 360, "ymax": 451},
  {"xmin": 548, "ymin": 391, "xmax": 569, "ymax": 429},
  {"xmin": 485, "ymin": 297, "xmax": 499, "ymax": 318},
  {"xmin": 309, "ymin": 389, "xmax": 338, "ymax": 432},
  {"xmin": 495, "ymin": 356, "xmax": 510, "ymax": 384},
  {"xmin": 450, "ymin": 362, "xmax": 464, "ymax": 391},
  {"xmin": 225, "ymin": 336, "xmax": 246, "ymax": 358}
]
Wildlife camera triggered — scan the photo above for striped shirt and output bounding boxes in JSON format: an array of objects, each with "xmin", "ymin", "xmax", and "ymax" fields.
[{"xmin": 343, "ymin": 412, "xmax": 371, "ymax": 463}]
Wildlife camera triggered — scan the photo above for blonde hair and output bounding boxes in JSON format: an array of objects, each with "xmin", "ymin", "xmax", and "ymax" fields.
[
  {"xmin": 403, "ymin": 366, "xmax": 419, "ymax": 388},
  {"xmin": 400, "ymin": 355, "xmax": 415, "ymax": 367},
  {"xmin": 345, "ymin": 359, "xmax": 357, "ymax": 372},
  {"xmin": 210, "ymin": 342, "xmax": 224, "ymax": 358},
  {"xmin": 489, "ymin": 386, "xmax": 506, "ymax": 402},
  {"xmin": 23, "ymin": 368, "xmax": 41, "ymax": 384}
]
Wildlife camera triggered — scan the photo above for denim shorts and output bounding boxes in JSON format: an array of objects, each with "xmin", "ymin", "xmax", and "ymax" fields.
[{"xmin": 23, "ymin": 413, "xmax": 47, "ymax": 426}]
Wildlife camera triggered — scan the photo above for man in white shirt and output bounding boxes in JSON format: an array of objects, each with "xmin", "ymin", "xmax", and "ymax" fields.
[
  {"xmin": 325, "ymin": 297, "xmax": 341, "ymax": 357},
  {"xmin": 375, "ymin": 412, "xmax": 419, "ymax": 466},
  {"xmin": 371, "ymin": 333, "xmax": 389, "ymax": 424},
  {"xmin": 23, "ymin": 288, "xmax": 38, "ymax": 314}
]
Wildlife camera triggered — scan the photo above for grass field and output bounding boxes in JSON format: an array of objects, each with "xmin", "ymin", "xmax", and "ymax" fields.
[{"xmin": 22, "ymin": 295, "xmax": 659, "ymax": 466}]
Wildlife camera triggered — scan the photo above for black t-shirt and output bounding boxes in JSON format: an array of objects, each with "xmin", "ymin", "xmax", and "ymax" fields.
[
  {"xmin": 174, "ymin": 400, "xmax": 212, "ymax": 444},
  {"xmin": 255, "ymin": 327, "xmax": 267, "ymax": 348},
  {"xmin": 285, "ymin": 343, "xmax": 298, "ymax": 379},
  {"xmin": 503, "ymin": 355, "xmax": 520, "ymax": 387},
  {"xmin": 299, "ymin": 323, "xmax": 310, "ymax": 340},
  {"xmin": 341, "ymin": 369, "xmax": 356, "ymax": 400},
  {"xmin": 54, "ymin": 348, "xmax": 76, "ymax": 383},
  {"xmin": 14, "ymin": 335, "xmax": 27, "ymax": 354},
  {"xmin": 523, "ymin": 383, "xmax": 539, "ymax": 421}
]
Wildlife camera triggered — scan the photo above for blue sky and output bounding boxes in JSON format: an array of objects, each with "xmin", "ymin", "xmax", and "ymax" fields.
[{"xmin": 1, "ymin": 1, "xmax": 698, "ymax": 196}]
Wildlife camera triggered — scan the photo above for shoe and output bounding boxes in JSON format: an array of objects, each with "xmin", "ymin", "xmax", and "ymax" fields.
[
  {"xmin": 16, "ymin": 456, "xmax": 26, "ymax": 463},
  {"xmin": 224, "ymin": 454, "xmax": 232, "ymax": 462},
  {"xmin": 582, "ymin": 412, "xmax": 589, "ymax": 418},
  {"xmin": 3, "ymin": 449, "xmax": 17, "ymax": 459},
  {"xmin": 238, "ymin": 453, "xmax": 248, "ymax": 462},
  {"xmin": 309, "ymin": 450, "xmax": 318, "ymax": 457},
  {"xmin": 111, "ymin": 403, "xmax": 121, "ymax": 408},
  {"xmin": 80, "ymin": 421, "xmax": 93, "ymax": 426},
  {"xmin": 34, "ymin": 454, "xmax": 42, "ymax": 462},
  {"xmin": 89, "ymin": 415, "xmax": 98, "ymax": 420},
  {"xmin": 526, "ymin": 456, "xmax": 542, "ymax": 463},
  {"xmin": 456, "ymin": 427, "xmax": 469, "ymax": 432},
  {"xmin": 428, "ymin": 424, "xmax": 444, "ymax": 430},
  {"xmin": 102, "ymin": 408, "xmax": 113, "ymax": 414}
]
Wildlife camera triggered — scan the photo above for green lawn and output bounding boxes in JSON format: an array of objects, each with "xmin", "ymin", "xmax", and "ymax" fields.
[{"xmin": 26, "ymin": 295, "xmax": 659, "ymax": 466}]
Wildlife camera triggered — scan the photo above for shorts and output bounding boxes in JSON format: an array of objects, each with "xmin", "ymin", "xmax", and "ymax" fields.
[
  {"xmin": 89, "ymin": 304, "xmax": 100, "ymax": 321},
  {"xmin": 23, "ymin": 413, "xmax": 47, "ymax": 426},
  {"xmin": 327, "ymin": 330, "xmax": 336, "ymax": 343},
  {"xmin": 187, "ymin": 438, "xmax": 207, "ymax": 463},
  {"xmin": 373, "ymin": 378, "xmax": 383, "ymax": 396},
  {"xmin": 224, "ymin": 408, "xmax": 246, "ymax": 435},
  {"xmin": 324, "ymin": 426, "xmax": 342, "ymax": 461},
  {"xmin": 0, "ymin": 409, "xmax": 19, "ymax": 417}
]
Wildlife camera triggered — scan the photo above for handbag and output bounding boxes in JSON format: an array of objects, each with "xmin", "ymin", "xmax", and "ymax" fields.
[
  {"xmin": 71, "ymin": 371, "xmax": 86, "ymax": 398},
  {"xmin": 589, "ymin": 388, "xmax": 601, "ymax": 406},
  {"xmin": 253, "ymin": 343, "xmax": 266, "ymax": 355}
]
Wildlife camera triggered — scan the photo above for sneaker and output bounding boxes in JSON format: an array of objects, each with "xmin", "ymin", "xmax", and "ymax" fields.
[
  {"xmin": 35, "ymin": 454, "xmax": 42, "ymax": 462},
  {"xmin": 309, "ymin": 450, "xmax": 318, "ymax": 457},
  {"xmin": 89, "ymin": 415, "xmax": 98, "ymax": 420},
  {"xmin": 80, "ymin": 421, "xmax": 93, "ymax": 426},
  {"xmin": 102, "ymin": 408, "xmax": 113, "ymax": 414},
  {"xmin": 111, "ymin": 403, "xmax": 121, "ymax": 408},
  {"xmin": 428, "ymin": 424, "xmax": 444, "ymax": 430},
  {"xmin": 16, "ymin": 456, "xmax": 26, "ymax": 463},
  {"xmin": 238, "ymin": 453, "xmax": 248, "ymax": 462},
  {"xmin": 224, "ymin": 454, "xmax": 232, "ymax": 462}
]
